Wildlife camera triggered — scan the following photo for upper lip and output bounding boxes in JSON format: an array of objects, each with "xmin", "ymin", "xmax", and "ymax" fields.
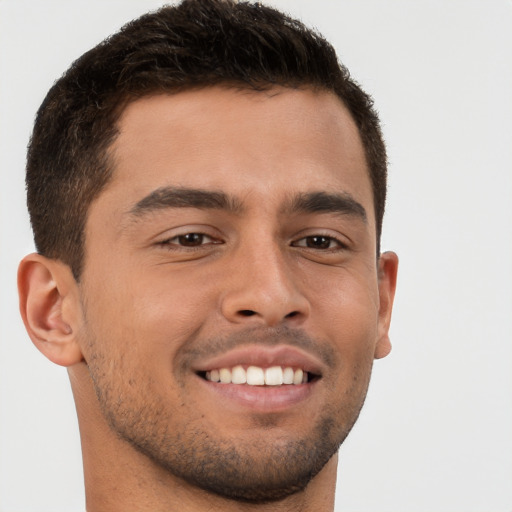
[{"xmin": 191, "ymin": 345, "xmax": 324, "ymax": 377}]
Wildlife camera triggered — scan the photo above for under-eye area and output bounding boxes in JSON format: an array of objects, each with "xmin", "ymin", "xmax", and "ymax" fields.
[{"xmin": 197, "ymin": 365, "xmax": 321, "ymax": 386}]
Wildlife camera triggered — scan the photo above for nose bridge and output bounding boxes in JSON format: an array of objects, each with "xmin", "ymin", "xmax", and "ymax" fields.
[{"xmin": 220, "ymin": 231, "xmax": 309, "ymax": 326}]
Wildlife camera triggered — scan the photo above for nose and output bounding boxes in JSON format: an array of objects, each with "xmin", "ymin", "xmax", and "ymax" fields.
[{"xmin": 220, "ymin": 240, "xmax": 310, "ymax": 327}]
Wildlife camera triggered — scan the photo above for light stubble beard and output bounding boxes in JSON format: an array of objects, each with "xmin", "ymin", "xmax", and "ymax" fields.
[{"xmin": 85, "ymin": 325, "xmax": 373, "ymax": 503}]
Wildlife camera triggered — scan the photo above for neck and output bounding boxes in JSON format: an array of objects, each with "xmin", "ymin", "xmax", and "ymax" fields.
[{"xmin": 69, "ymin": 363, "xmax": 338, "ymax": 512}]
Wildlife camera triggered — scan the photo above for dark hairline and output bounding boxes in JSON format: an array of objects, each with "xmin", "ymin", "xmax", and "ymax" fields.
[{"xmin": 26, "ymin": 0, "xmax": 387, "ymax": 280}]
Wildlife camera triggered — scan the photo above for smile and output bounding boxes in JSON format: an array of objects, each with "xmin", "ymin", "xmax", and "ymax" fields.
[
  {"xmin": 204, "ymin": 365, "xmax": 309, "ymax": 386},
  {"xmin": 193, "ymin": 346, "xmax": 324, "ymax": 411}
]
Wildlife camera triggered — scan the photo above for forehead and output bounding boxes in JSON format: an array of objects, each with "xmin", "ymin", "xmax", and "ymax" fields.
[{"xmin": 102, "ymin": 86, "xmax": 373, "ymax": 222}]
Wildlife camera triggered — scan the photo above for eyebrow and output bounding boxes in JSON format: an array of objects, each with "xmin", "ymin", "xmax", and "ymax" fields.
[
  {"xmin": 127, "ymin": 186, "xmax": 367, "ymax": 224},
  {"xmin": 286, "ymin": 191, "xmax": 367, "ymax": 223},
  {"xmin": 129, "ymin": 187, "xmax": 243, "ymax": 217}
]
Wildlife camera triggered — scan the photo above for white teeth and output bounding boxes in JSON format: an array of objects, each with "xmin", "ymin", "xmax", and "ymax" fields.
[
  {"xmin": 219, "ymin": 368, "xmax": 231, "ymax": 384},
  {"xmin": 231, "ymin": 365, "xmax": 247, "ymax": 384},
  {"xmin": 265, "ymin": 366, "xmax": 283, "ymax": 386},
  {"xmin": 246, "ymin": 366, "xmax": 265, "ymax": 385},
  {"xmin": 206, "ymin": 369, "xmax": 220, "ymax": 382},
  {"xmin": 283, "ymin": 367, "xmax": 294, "ymax": 384},
  {"xmin": 293, "ymin": 368, "xmax": 304, "ymax": 385},
  {"xmin": 205, "ymin": 365, "xmax": 310, "ymax": 386}
]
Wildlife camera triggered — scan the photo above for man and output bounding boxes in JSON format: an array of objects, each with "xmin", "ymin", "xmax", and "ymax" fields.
[{"xmin": 17, "ymin": 0, "xmax": 397, "ymax": 510}]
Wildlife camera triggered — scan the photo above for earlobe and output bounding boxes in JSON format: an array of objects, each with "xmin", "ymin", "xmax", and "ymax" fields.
[
  {"xmin": 18, "ymin": 253, "xmax": 84, "ymax": 367},
  {"xmin": 374, "ymin": 251, "xmax": 398, "ymax": 360}
]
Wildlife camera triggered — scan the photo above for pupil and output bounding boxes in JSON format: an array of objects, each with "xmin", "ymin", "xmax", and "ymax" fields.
[
  {"xmin": 307, "ymin": 236, "xmax": 330, "ymax": 249},
  {"xmin": 179, "ymin": 233, "xmax": 203, "ymax": 246}
]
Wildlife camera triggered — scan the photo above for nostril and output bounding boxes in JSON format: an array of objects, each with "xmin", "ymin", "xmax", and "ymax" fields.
[
  {"xmin": 239, "ymin": 310, "xmax": 256, "ymax": 317},
  {"xmin": 285, "ymin": 311, "xmax": 299, "ymax": 319}
]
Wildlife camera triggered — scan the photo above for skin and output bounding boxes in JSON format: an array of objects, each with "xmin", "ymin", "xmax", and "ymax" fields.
[{"xmin": 18, "ymin": 87, "xmax": 398, "ymax": 512}]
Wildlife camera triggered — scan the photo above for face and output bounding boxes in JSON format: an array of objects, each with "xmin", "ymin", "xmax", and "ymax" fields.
[{"xmin": 76, "ymin": 87, "xmax": 395, "ymax": 502}]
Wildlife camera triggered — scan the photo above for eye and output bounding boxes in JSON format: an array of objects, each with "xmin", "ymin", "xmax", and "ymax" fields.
[
  {"xmin": 292, "ymin": 235, "xmax": 344, "ymax": 250},
  {"xmin": 161, "ymin": 232, "xmax": 220, "ymax": 248}
]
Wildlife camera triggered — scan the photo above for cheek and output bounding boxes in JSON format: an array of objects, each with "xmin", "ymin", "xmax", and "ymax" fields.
[
  {"xmin": 78, "ymin": 266, "xmax": 217, "ymax": 371},
  {"xmin": 322, "ymin": 287, "xmax": 378, "ymax": 408},
  {"xmin": 130, "ymin": 271, "xmax": 217, "ymax": 344},
  {"xmin": 303, "ymin": 271, "xmax": 379, "ymax": 393},
  {"xmin": 85, "ymin": 256, "xmax": 195, "ymax": 322},
  {"xmin": 312, "ymin": 269, "xmax": 380, "ymax": 348}
]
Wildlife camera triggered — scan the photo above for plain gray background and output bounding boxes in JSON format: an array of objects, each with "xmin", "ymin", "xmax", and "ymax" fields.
[{"xmin": 1, "ymin": 1, "xmax": 511, "ymax": 511}]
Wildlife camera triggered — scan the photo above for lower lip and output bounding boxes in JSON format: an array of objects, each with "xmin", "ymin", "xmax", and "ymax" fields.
[{"xmin": 197, "ymin": 376, "xmax": 316, "ymax": 412}]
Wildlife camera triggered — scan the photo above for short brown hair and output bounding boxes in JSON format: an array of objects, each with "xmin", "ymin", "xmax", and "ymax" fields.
[{"xmin": 26, "ymin": 0, "xmax": 387, "ymax": 279}]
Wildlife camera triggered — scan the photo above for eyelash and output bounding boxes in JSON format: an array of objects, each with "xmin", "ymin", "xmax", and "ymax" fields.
[
  {"xmin": 158, "ymin": 232, "xmax": 222, "ymax": 249},
  {"xmin": 291, "ymin": 235, "xmax": 347, "ymax": 251},
  {"xmin": 157, "ymin": 232, "xmax": 347, "ymax": 251}
]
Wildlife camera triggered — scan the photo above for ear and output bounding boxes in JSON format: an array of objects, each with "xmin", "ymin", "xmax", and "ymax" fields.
[
  {"xmin": 18, "ymin": 253, "xmax": 84, "ymax": 367},
  {"xmin": 374, "ymin": 251, "xmax": 398, "ymax": 359}
]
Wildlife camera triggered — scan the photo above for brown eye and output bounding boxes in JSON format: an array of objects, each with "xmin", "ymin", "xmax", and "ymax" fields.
[
  {"xmin": 293, "ymin": 235, "xmax": 341, "ymax": 250},
  {"xmin": 305, "ymin": 236, "xmax": 333, "ymax": 249},
  {"xmin": 158, "ymin": 231, "xmax": 223, "ymax": 251},
  {"xmin": 176, "ymin": 233, "xmax": 206, "ymax": 246}
]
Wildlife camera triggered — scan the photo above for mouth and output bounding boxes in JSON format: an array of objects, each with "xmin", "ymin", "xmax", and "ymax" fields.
[
  {"xmin": 198, "ymin": 365, "xmax": 318, "ymax": 386},
  {"xmin": 191, "ymin": 345, "xmax": 324, "ymax": 411}
]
